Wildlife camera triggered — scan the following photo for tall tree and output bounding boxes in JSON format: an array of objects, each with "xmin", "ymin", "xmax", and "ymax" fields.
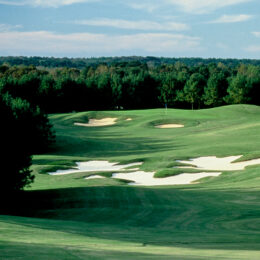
[
  {"xmin": 203, "ymin": 72, "xmax": 228, "ymax": 107},
  {"xmin": 0, "ymin": 94, "xmax": 33, "ymax": 192},
  {"xmin": 225, "ymin": 74, "xmax": 249, "ymax": 104},
  {"xmin": 0, "ymin": 91, "xmax": 54, "ymax": 193},
  {"xmin": 183, "ymin": 73, "xmax": 206, "ymax": 110},
  {"xmin": 159, "ymin": 73, "xmax": 178, "ymax": 107},
  {"xmin": 111, "ymin": 73, "xmax": 123, "ymax": 108}
]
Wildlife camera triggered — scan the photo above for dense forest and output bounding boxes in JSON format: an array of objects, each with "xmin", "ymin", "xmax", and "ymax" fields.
[
  {"xmin": 0, "ymin": 59, "xmax": 259, "ymax": 113},
  {"xmin": 1, "ymin": 57, "xmax": 260, "ymax": 192}
]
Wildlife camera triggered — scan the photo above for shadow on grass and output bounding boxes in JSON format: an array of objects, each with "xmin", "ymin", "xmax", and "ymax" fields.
[
  {"xmin": 1, "ymin": 186, "xmax": 260, "ymax": 251},
  {"xmin": 0, "ymin": 240, "xmax": 220, "ymax": 260},
  {"xmin": 53, "ymin": 135, "xmax": 183, "ymax": 157}
]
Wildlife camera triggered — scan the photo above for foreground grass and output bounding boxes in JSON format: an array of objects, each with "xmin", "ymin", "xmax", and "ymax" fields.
[{"xmin": 1, "ymin": 105, "xmax": 260, "ymax": 259}]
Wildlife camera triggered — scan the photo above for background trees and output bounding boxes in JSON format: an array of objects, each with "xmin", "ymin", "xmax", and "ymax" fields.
[
  {"xmin": 159, "ymin": 73, "xmax": 179, "ymax": 107},
  {"xmin": 2, "ymin": 56, "xmax": 260, "ymax": 69},
  {"xmin": 225, "ymin": 74, "xmax": 249, "ymax": 104},
  {"xmin": 0, "ymin": 58, "xmax": 259, "ymax": 114},
  {"xmin": 203, "ymin": 71, "xmax": 228, "ymax": 107},
  {"xmin": 182, "ymin": 73, "xmax": 206, "ymax": 110}
]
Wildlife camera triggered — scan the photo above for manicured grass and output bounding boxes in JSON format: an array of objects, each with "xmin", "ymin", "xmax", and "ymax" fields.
[{"xmin": 1, "ymin": 105, "xmax": 260, "ymax": 259}]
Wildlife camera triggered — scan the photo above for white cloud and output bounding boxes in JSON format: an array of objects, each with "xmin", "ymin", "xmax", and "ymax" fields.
[
  {"xmin": 245, "ymin": 45, "xmax": 260, "ymax": 52},
  {"xmin": 252, "ymin": 32, "xmax": 260, "ymax": 37},
  {"xmin": 127, "ymin": 3, "xmax": 159, "ymax": 13},
  {"xmin": 165, "ymin": 0, "xmax": 252, "ymax": 14},
  {"xmin": 0, "ymin": 0, "xmax": 97, "ymax": 7},
  {"xmin": 0, "ymin": 0, "xmax": 26, "ymax": 5},
  {"xmin": 0, "ymin": 0, "xmax": 252, "ymax": 11},
  {"xmin": 33, "ymin": 0, "xmax": 96, "ymax": 7},
  {"xmin": 74, "ymin": 18, "xmax": 189, "ymax": 31},
  {"xmin": 216, "ymin": 42, "xmax": 229, "ymax": 50},
  {"xmin": 209, "ymin": 14, "xmax": 253, "ymax": 23},
  {"xmin": 0, "ymin": 30, "xmax": 201, "ymax": 56},
  {"xmin": 0, "ymin": 24, "xmax": 23, "ymax": 31}
]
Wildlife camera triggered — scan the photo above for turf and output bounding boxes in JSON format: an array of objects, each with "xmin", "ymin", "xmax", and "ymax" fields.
[{"xmin": 1, "ymin": 104, "xmax": 260, "ymax": 259}]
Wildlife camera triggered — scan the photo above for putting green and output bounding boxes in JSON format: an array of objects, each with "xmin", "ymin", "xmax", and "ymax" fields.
[{"xmin": 1, "ymin": 105, "xmax": 260, "ymax": 259}]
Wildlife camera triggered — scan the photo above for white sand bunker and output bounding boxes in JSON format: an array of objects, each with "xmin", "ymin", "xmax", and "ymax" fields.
[
  {"xmin": 85, "ymin": 175, "xmax": 106, "ymax": 180},
  {"xmin": 112, "ymin": 171, "xmax": 221, "ymax": 186},
  {"xmin": 111, "ymin": 155, "xmax": 260, "ymax": 186},
  {"xmin": 48, "ymin": 155, "xmax": 260, "ymax": 186},
  {"xmin": 74, "ymin": 118, "xmax": 117, "ymax": 127},
  {"xmin": 48, "ymin": 160, "xmax": 222, "ymax": 185},
  {"xmin": 126, "ymin": 118, "xmax": 132, "ymax": 121},
  {"xmin": 155, "ymin": 124, "xmax": 184, "ymax": 129},
  {"xmin": 177, "ymin": 155, "xmax": 260, "ymax": 171},
  {"xmin": 49, "ymin": 161, "xmax": 142, "ymax": 175}
]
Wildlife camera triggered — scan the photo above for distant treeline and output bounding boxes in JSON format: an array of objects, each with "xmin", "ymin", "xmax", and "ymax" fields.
[
  {"xmin": 0, "ymin": 61, "xmax": 259, "ymax": 113},
  {"xmin": 2, "ymin": 56, "xmax": 260, "ymax": 69}
]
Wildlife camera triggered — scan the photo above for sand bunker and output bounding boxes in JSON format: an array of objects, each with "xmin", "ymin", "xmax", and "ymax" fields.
[
  {"xmin": 155, "ymin": 124, "xmax": 184, "ymax": 129},
  {"xmin": 177, "ymin": 156, "xmax": 260, "ymax": 171},
  {"xmin": 49, "ymin": 161, "xmax": 142, "ymax": 175},
  {"xmin": 112, "ymin": 155, "xmax": 260, "ymax": 186},
  {"xmin": 126, "ymin": 118, "xmax": 132, "ymax": 121},
  {"xmin": 85, "ymin": 175, "xmax": 106, "ymax": 180},
  {"xmin": 48, "ymin": 160, "xmax": 222, "ymax": 185},
  {"xmin": 49, "ymin": 155, "xmax": 260, "ymax": 185},
  {"xmin": 112, "ymin": 171, "xmax": 221, "ymax": 186},
  {"xmin": 74, "ymin": 118, "xmax": 117, "ymax": 127}
]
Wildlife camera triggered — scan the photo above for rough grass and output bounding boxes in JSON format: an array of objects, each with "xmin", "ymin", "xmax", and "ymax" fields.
[{"xmin": 1, "ymin": 104, "xmax": 260, "ymax": 259}]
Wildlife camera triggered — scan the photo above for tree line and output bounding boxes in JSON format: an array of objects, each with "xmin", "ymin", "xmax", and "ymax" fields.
[
  {"xmin": 2, "ymin": 56, "xmax": 260, "ymax": 69},
  {"xmin": 0, "ymin": 61, "xmax": 259, "ymax": 114}
]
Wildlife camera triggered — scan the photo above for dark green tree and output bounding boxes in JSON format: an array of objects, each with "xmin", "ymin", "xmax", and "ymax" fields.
[
  {"xmin": 159, "ymin": 73, "xmax": 178, "ymax": 107},
  {"xmin": 203, "ymin": 72, "xmax": 227, "ymax": 107},
  {"xmin": 0, "ymin": 94, "xmax": 34, "ymax": 192},
  {"xmin": 183, "ymin": 73, "xmax": 206, "ymax": 110},
  {"xmin": 97, "ymin": 73, "xmax": 113, "ymax": 109},
  {"xmin": 111, "ymin": 73, "xmax": 123, "ymax": 108},
  {"xmin": 0, "ymin": 90, "xmax": 55, "ymax": 193},
  {"xmin": 225, "ymin": 74, "xmax": 249, "ymax": 104}
]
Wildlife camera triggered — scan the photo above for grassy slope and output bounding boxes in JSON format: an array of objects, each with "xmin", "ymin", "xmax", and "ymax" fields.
[{"xmin": 1, "ymin": 105, "xmax": 260, "ymax": 259}]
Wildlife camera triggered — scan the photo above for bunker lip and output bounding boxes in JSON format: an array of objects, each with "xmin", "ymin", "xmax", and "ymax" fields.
[
  {"xmin": 74, "ymin": 117, "xmax": 117, "ymax": 127},
  {"xmin": 155, "ymin": 124, "xmax": 184, "ymax": 128}
]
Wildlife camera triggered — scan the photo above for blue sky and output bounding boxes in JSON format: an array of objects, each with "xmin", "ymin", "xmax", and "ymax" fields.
[{"xmin": 0, "ymin": 0, "xmax": 260, "ymax": 58}]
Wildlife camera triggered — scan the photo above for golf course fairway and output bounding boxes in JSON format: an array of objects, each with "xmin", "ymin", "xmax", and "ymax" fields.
[{"xmin": 1, "ymin": 104, "xmax": 260, "ymax": 259}]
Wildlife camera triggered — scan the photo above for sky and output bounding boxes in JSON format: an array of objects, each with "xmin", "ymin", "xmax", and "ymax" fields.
[{"xmin": 0, "ymin": 0, "xmax": 260, "ymax": 58}]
